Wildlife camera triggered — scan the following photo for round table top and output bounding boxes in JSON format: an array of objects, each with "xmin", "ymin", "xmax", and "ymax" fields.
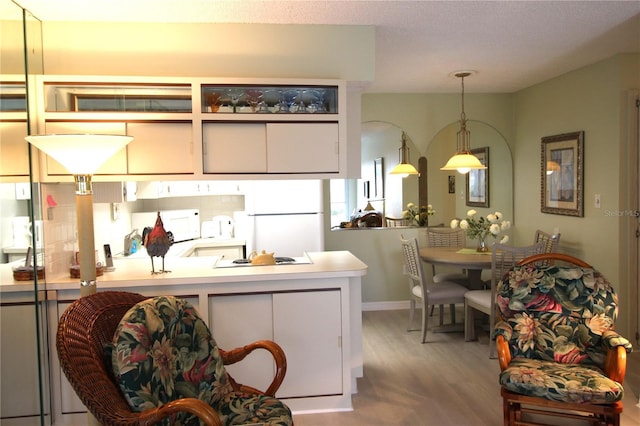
[{"xmin": 419, "ymin": 246, "xmax": 492, "ymax": 270}]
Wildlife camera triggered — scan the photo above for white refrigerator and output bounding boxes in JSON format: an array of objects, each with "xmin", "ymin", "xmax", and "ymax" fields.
[{"xmin": 239, "ymin": 180, "xmax": 324, "ymax": 258}]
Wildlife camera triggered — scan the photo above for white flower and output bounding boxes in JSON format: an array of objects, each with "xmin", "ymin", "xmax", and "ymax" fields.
[
  {"xmin": 500, "ymin": 235, "xmax": 509, "ymax": 244},
  {"xmin": 428, "ymin": 204, "xmax": 433, "ymax": 210},
  {"xmin": 407, "ymin": 202, "xmax": 415, "ymax": 209},
  {"xmin": 450, "ymin": 210, "xmax": 510, "ymax": 242}
]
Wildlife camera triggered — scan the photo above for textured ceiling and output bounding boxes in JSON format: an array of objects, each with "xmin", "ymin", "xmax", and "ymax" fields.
[{"xmin": 15, "ymin": 0, "xmax": 640, "ymax": 93}]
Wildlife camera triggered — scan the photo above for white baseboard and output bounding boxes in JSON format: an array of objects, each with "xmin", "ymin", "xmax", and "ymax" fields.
[{"xmin": 362, "ymin": 300, "xmax": 410, "ymax": 311}]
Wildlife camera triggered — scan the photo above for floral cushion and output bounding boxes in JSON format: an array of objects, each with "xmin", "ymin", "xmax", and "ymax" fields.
[
  {"xmin": 499, "ymin": 358, "xmax": 624, "ymax": 404},
  {"xmin": 111, "ymin": 295, "xmax": 292, "ymax": 425},
  {"xmin": 493, "ymin": 264, "xmax": 632, "ymax": 404}
]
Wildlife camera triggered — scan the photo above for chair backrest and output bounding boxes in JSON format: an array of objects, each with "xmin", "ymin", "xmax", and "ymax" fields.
[
  {"xmin": 426, "ymin": 227, "xmax": 466, "ymax": 248},
  {"xmin": 494, "ymin": 253, "xmax": 624, "ymax": 369},
  {"xmin": 386, "ymin": 217, "xmax": 409, "ymax": 227},
  {"xmin": 490, "ymin": 242, "xmax": 546, "ymax": 291},
  {"xmin": 56, "ymin": 291, "xmax": 149, "ymax": 425},
  {"xmin": 400, "ymin": 235, "xmax": 427, "ymax": 295},
  {"xmin": 111, "ymin": 295, "xmax": 235, "ymax": 422},
  {"xmin": 534, "ymin": 229, "xmax": 561, "ymax": 253}
]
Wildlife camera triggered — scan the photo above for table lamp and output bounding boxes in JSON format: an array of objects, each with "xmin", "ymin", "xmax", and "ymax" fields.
[{"xmin": 25, "ymin": 134, "xmax": 133, "ymax": 296}]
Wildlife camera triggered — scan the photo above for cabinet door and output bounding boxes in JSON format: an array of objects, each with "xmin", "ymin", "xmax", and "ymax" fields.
[
  {"xmin": 273, "ymin": 290, "xmax": 342, "ymax": 397},
  {"xmin": 202, "ymin": 123, "xmax": 267, "ymax": 173},
  {"xmin": 44, "ymin": 122, "xmax": 128, "ymax": 175},
  {"xmin": 126, "ymin": 122, "xmax": 193, "ymax": 174},
  {"xmin": 0, "ymin": 121, "xmax": 30, "ymax": 177},
  {"xmin": 0, "ymin": 301, "xmax": 46, "ymax": 420},
  {"xmin": 208, "ymin": 294, "xmax": 274, "ymax": 392},
  {"xmin": 266, "ymin": 123, "xmax": 339, "ymax": 173}
]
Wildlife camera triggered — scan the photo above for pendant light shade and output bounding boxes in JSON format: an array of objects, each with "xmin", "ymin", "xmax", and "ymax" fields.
[
  {"xmin": 390, "ymin": 131, "xmax": 419, "ymax": 177},
  {"xmin": 440, "ymin": 71, "xmax": 487, "ymax": 175}
]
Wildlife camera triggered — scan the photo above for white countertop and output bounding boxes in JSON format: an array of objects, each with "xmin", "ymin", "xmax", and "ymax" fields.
[{"xmin": 0, "ymin": 251, "xmax": 367, "ymax": 293}]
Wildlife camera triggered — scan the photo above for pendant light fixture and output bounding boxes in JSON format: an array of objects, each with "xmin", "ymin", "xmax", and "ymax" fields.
[
  {"xmin": 440, "ymin": 71, "xmax": 487, "ymax": 174},
  {"xmin": 390, "ymin": 131, "xmax": 419, "ymax": 177}
]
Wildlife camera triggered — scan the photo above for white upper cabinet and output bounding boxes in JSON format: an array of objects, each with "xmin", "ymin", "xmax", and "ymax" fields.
[{"xmin": 33, "ymin": 76, "xmax": 349, "ymax": 181}]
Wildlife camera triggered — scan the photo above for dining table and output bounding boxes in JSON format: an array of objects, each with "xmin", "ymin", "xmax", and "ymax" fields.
[{"xmin": 419, "ymin": 246, "xmax": 492, "ymax": 290}]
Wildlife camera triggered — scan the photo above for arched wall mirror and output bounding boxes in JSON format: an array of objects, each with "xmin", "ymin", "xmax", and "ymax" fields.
[
  {"xmin": 427, "ymin": 120, "xmax": 513, "ymax": 232},
  {"xmin": 330, "ymin": 119, "xmax": 513, "ymax": 232},
  {"xmin": 329, "ymin": 121, "xmax": 420, "ymax": 228}
]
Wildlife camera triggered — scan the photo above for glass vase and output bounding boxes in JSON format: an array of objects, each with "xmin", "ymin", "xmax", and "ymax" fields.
[{"xmin": 477, "ymin": 237, "xmax": 489, "ymax": 253}]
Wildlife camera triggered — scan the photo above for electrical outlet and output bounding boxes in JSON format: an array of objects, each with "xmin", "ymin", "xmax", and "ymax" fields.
[{"xmin": 594, "ymin": 194, "xmax": 601, "ymax": 209}]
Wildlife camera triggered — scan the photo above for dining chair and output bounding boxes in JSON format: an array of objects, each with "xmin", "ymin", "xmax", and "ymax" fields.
[
  {"xmin": 425, "ymin": 227, "xmax": 470, "ymax": 318},
  {"xmin": 400, "ymin": 235, "xmax": 468, "ymax": 343},
  {"xmin": 495, "ymin": 253, "xmax": 632, "ymax": 425},
  {"xmin": 386, "ymin": 216, "xmax": 409, "ymax": 227},
  {"xmin": 533, "ymin": 229, "xmax": 561, "ymax": 265},
  {"xmin": 425, "ymin": 227, "xmax": 469, "ymax": 284},
  {"xmin": 57, "ymin": 291, "xmax": 292, "ymax": 426},
  {"xmin": 464, "ymin": 242, "xmax": 545, "ymax": 357}
]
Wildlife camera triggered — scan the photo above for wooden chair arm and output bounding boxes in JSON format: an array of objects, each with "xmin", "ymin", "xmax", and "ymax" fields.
[
  {"xmin": 496, "ymin": 334, "xmax": 511, "ymax": 371},
  {"xmin": 604, "ymin": 345, "xmax": 627, "ymax": 384},
  {"xmin": 517, "ymin": 253, "xmax": 592, "ymax": 268},
  {"xmin": 139, "ymin": 397, "xmax": 222, "ymax": 426},
  {"xmin": 220, "ymin": 340, "xmax": 287, "ymax": 397}
]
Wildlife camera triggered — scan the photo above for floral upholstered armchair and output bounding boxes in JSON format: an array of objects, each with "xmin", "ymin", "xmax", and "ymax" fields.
[
  {"xmin": 57, "ymin": 291, "xmax": 292, "ymax": 426},
  {"xmin": 493, "ymin": 253, "xmax": 632, "ymax": 426},
  {"xmin": 111, "ymin": 295, "xmax": 293, "ymax": 426}
]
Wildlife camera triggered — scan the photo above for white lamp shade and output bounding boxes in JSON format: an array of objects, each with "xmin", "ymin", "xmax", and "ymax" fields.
[
  {"xmin": 390, "ymin": 162, "xmax": 419, "ymax": 175},
  {"xmin": 26, "ymin": 134, "xmax": 134, "ymax": 175},
  {"xmin": 440, "ymin": 152, "xmax": 486, "ymax": 174}
]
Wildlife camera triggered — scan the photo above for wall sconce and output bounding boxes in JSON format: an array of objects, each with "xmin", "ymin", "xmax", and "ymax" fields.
[
  {"xmin": 390, "ymin": 131, "xmax": 419, "ymax": 177},
  {"xmin": 25, "ymin": 134, "xmax": 133, "ymax": 296},
  {"xmin": 440, "ymin": 71, "xmax": 487, "ymax": 174}
]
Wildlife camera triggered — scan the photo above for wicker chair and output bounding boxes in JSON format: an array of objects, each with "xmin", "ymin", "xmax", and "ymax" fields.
[
  {"xmin": 56, "ymin": 291, "xmax": 291, "ymax": 426},
  {"xmin": 495, "ymin": 253, "xmax": 632, "ymax": 425}
]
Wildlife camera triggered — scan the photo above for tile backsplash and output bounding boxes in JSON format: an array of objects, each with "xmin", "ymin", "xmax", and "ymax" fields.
[{"xmin": 40, "ymin": 182, "xmax": 244, "ymax": 276}]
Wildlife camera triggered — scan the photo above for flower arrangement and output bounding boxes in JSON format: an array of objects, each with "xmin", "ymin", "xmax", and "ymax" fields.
[
  {"xmin": 403, "ymin": 202, "xmax": 435, "ymax": 227},
  {"xmin": 450, "ymin": 209, "xmax": 511, "ymax": 251}
]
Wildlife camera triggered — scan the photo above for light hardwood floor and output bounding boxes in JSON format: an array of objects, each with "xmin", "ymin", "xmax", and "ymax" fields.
[{"xmin": 293, "ymin": 309, "xmax": 640, "ymax": 426}]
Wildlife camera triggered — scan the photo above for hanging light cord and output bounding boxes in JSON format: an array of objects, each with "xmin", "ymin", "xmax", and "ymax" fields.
[{"xmin": 460, "ymin": 74, "xmax": 466, "ymax": 123}]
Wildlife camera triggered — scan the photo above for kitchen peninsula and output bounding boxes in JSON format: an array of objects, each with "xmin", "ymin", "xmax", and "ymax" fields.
[{"xmin": 0, "ymin": 251, "xmax": 366, "ymax": 424}]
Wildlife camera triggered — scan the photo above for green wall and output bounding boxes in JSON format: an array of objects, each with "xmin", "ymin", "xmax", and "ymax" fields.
[
  {"xmin": 326, "ymin": 54, "xmax": 639, "ymax": 340},
  {"xmin": 513, "ymin": 53, "xmax": 639, "ymax": 337}
]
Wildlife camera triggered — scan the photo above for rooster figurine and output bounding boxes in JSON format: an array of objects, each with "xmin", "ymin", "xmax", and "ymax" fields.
[{"xmin": 142, "ymin": 212, "xmax": 172, "ymax": 274}]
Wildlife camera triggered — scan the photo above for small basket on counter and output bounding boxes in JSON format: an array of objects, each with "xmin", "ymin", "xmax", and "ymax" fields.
[
  {"xmin": 12, "ymin": 265, "xmax": 45, "ymax": 281},
  {"xmin": 70, "ymin": 263, "xmax": 104, "ymax": 278}
]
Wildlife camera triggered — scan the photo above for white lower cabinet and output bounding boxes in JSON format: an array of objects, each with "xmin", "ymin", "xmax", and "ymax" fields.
[
  {"xmin": 272, "ymin": 291, "xmax": 342, "ymax": 397},
  {"xmin": 209, "ymin": 290, "xmax": 342, "ymax": 398},
  {"xmin": 0, "ymin": 294, "xmax": 49, "ymax": 423}
]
